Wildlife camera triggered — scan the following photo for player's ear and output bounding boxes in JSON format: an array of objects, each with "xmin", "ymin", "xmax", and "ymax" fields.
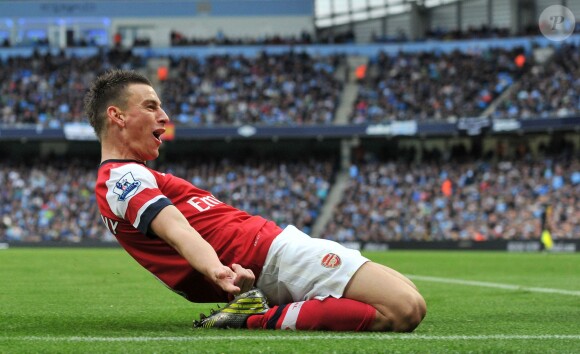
[{"xmin": 107, "ymin": 106, "xmax": 125, "ymax": 127}]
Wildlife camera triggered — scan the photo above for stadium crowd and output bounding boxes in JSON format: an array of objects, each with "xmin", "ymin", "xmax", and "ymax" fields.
[
  {"xmin": 158, "ymin": 158, "xmax": 333, "ymax": 234},
  {"xmin": 321, "ymin": 154, "xmax": 580, "ymax": 243},
  {"xmin": 1, "ymin": 152, "xmax": 578, "ymax": 244},
  {"xmin": 161, "ymin": 52, "xmax": 343, "ymax": 125},
  {"xmin": 170, "ymin": 30, "xmax": 315, "ymax": 46},
  {"xmin": 422, "ymin": 25, "xmax": 512, "ymax": 41},
  {"xmin": 1, "ymin": 43, "xmax": 579, "ymax": 128},
  {"xmin": 0, "ymin": 159, "xmax": 108, "ymax": 243},
  {"xmin": 0, "ymin": 48, "xmax": 144, "ymax": 127},
  {"xmin": 1, "ymin": 35, "xmax": 579, "ymax": 245},
  {"xmin": 0, "ymin": 50, "xmax": 342, "ymax": 127},
  {"xmin": 492, "ymin": 44, "xmax": 580, "ymax": 119},
  {"xmin": 351, "ymin": 47, "xmax": 526, "ymax": 123},
  {"xmin": 0, "ymin": 158, "xmax": 332, "ymax": 243}
]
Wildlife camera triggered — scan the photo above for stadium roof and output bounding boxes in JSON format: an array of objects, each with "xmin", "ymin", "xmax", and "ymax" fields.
[{"xmin": 316, "ymin": 0, "xmax": 460, "ymax": 27}]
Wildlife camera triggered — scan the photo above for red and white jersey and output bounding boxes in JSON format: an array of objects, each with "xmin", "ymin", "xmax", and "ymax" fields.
[{"xmin": 96, "ymin": 159, "xmax": 281, "ymax": 302}]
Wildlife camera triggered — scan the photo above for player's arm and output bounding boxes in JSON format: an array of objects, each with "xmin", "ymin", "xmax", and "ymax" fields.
[{"xmin": 149, "ymin": 205, "xmax": 255, "ymax": 295}]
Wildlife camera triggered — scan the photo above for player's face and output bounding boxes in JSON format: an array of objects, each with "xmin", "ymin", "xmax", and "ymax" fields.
[{"xmin": 121, "ymin": 84, "xmax": 170, "ymax": 161}]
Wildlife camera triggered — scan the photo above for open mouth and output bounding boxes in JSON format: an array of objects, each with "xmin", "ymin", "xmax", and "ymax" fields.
[{"xmin": 152, "ymin": 129, "xmax": 165, "ymax": 142}]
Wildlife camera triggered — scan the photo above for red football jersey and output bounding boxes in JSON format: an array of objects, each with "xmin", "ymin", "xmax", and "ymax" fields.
[{"xmin": 96, "ymin": 159, "xmax": 281, "ymax": 302}]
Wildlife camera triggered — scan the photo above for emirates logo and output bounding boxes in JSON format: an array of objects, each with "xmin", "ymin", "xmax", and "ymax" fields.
[{"xmin": 321, "ymin": 253, "xmax": 341, "ymax": 269}]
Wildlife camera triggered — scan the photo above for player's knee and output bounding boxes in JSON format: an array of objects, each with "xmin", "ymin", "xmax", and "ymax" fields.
[
  {"xmin": 375, "ymin": 292, "xmax": 426, "ymax": 332},
  {"xmin": 394, "ymin": 293, "xmax": 426, "ymax": 332}
]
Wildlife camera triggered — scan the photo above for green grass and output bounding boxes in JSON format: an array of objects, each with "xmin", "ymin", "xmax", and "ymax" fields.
[{"xmin": 1, "ymin": 249, "xmax": 579, "ymax": 353}]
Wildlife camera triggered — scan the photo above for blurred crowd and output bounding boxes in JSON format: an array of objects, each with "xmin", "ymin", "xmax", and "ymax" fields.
[
  {"xmin": 1, "ymin": 37, "xmax": 579, "ymax": 245},
  {"xmin": 1, "ymin": 43, "xmax": 579, "ymax": 128},
  {"xmin": 0, "ymin": 159, "xmax": 108, "ymax": 243},
  {"xmin": 0, "ymin": 48, "xmax": 144, "ymax": 127},
  {"xmin": 161, "ymin": 52, "xmax": 343, "ymax": 126},
  {"xmin": 422, "ymin": 25, "xmax": 512, "ymax": 41},
  {"xmin": 351, "ymin": 47, "xmax": 525, "ymax": 123},
  {"xmin": 0, "ymin": 158, "xmax": 332, "ymax": 243},
  {"xmin": 321, "ymin": 155, "xmax": 580, "ymax": 243},
  {"xmin": 1, "ymin": 153, "xmax": 578, "ymax": 244},
  {"xmin": 160, "ymin": 158, "xmax": 333, "ymax": 234},
  {"xmin": 170, "ymin": 30, "xmax": 315, "ymax": 46},
  {"xmin": 493, "ymin": 44, "xmax": 580, "ymax": 119},
  {"xmin": 0, "ymin": 50, "xmax": 342, "ymax": 127}
]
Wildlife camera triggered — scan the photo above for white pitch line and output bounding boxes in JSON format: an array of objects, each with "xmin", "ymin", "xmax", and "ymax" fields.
[
  {"xmin": 407, "ymin": 275, "xmax": 580, "ymax": 296},
  {"xmin": 1, "ymin": 334, "xmax": 580, "ymax": 342}
]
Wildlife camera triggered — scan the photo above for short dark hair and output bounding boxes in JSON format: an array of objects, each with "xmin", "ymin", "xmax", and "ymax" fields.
[{"xmin": 84, "ymin": 69, "xmax": 151, "ymax": 141}]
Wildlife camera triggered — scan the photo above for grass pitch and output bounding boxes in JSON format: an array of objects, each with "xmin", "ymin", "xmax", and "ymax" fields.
[{"xmin": 1, "ymin": 248, "xmax": 579, "ymax": 353}]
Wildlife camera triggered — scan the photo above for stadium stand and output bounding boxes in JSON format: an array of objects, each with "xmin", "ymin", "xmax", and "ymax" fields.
[
  {"xmin": 0, "ymin": 158, "xmax": 334, "ymax": 243},
  {"xmin": 493, "ymin": 43, "xmax": 580, "ymax": 119},
  {"xmin": 350, "ymin": 47, "xmax": 526, "ymax": 123},
  {"xmin": 160, "ymin": 52, "xmax": 344, "ymax": 126},
  {"xmin": 0, "ymin": 159, "xmax": 107, "ymax": 243},
  {"xmin": 320, "ymin": 155, "xmax": 580, "ymax": 243},
  {"xmin": 161, "ymin": 158, "xmax": 334, "ymax": 234},
  {"xmin": 0, "ymin": 48, "xmax": 145, "ymax": 127},
  {"xmin": 0, "ymin": 0, "xmax": 579, "ymax": 249},
  {"xmin": 0, "ymin": 50, "xmax": 344, "ymax": 127},
  {"xmin": 170, "ymin": 30, "xmax": 314, "ymax": 46},
  {"xmin": 1, "ymin": 43, "xmax": 578, "ymax": 127},
  {"xmin": 1, "ymin": 149, "xmax": 578, "ymax": 244}
]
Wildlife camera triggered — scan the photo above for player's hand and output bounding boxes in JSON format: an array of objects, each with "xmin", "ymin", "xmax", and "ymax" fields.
[
  {"xmin": 212, "ymin": 265, "xmax": 241, "ymax": 296},
  {"xmin": 231, "ymin": 263, "xmax": 255, "ymax": 294},
  {"xmin": 212, "ymin": 264, "xmax": 255, "ymax": 297}
]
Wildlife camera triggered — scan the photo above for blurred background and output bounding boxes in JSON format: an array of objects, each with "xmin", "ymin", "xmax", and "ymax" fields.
[{"xmin": 0, "ymin": 0, "xmax": 578, "ymax": 252}]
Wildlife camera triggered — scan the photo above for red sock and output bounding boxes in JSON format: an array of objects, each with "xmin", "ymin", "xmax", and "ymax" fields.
[{"xmin": 246, "ymin": 297, "xmax": 375, "ymax": 331}]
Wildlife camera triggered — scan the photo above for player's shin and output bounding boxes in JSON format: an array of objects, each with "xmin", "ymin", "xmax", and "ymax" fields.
[{"xmin": 246, "ymin": 297, "xmax": 375, "ymax": 331}]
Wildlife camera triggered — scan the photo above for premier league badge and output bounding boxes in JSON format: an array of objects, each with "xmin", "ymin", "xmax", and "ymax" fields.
[{"xmin": 113, "ymin": 172, "xmax": 141, "ymax": 201}]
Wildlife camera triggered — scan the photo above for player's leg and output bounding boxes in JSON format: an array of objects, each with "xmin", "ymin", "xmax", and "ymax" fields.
[
  {"xmin": 194, "ymin": 288, "xmax": 377, "ymax": 331},
  {"xmin": 250, "ymin": 225, "xmax": 425, "ymax": 332},
  {"xmin": 245, "ymin": 261, "xmax": 426, "ymax": 332},
  {"xmin": 343, "ymin": 261, "xmax": 426, "ymax": 332},
  {"xmin": 376, "ymin": 263, "xmax": 419, "ymax": 291},
  {"xmin": 246, "ymin": 295, "xmax": 376, "ymax": 331}
]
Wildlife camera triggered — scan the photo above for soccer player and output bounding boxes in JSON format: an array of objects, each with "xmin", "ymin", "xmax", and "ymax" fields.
[{"xmin": 84, "ymin": 69, "xmax": 426, "ymax": 332}]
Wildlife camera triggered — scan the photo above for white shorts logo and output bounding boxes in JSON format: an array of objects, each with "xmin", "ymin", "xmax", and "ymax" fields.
[{"xmin": 321, "ymin": 253, "xmax": 341, "ymax": 269}]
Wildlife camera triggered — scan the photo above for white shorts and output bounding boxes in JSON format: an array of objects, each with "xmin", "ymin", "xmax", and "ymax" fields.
[{"xmin": 256, "ymin": 225, "xmax": 369, "ymax": 305}]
